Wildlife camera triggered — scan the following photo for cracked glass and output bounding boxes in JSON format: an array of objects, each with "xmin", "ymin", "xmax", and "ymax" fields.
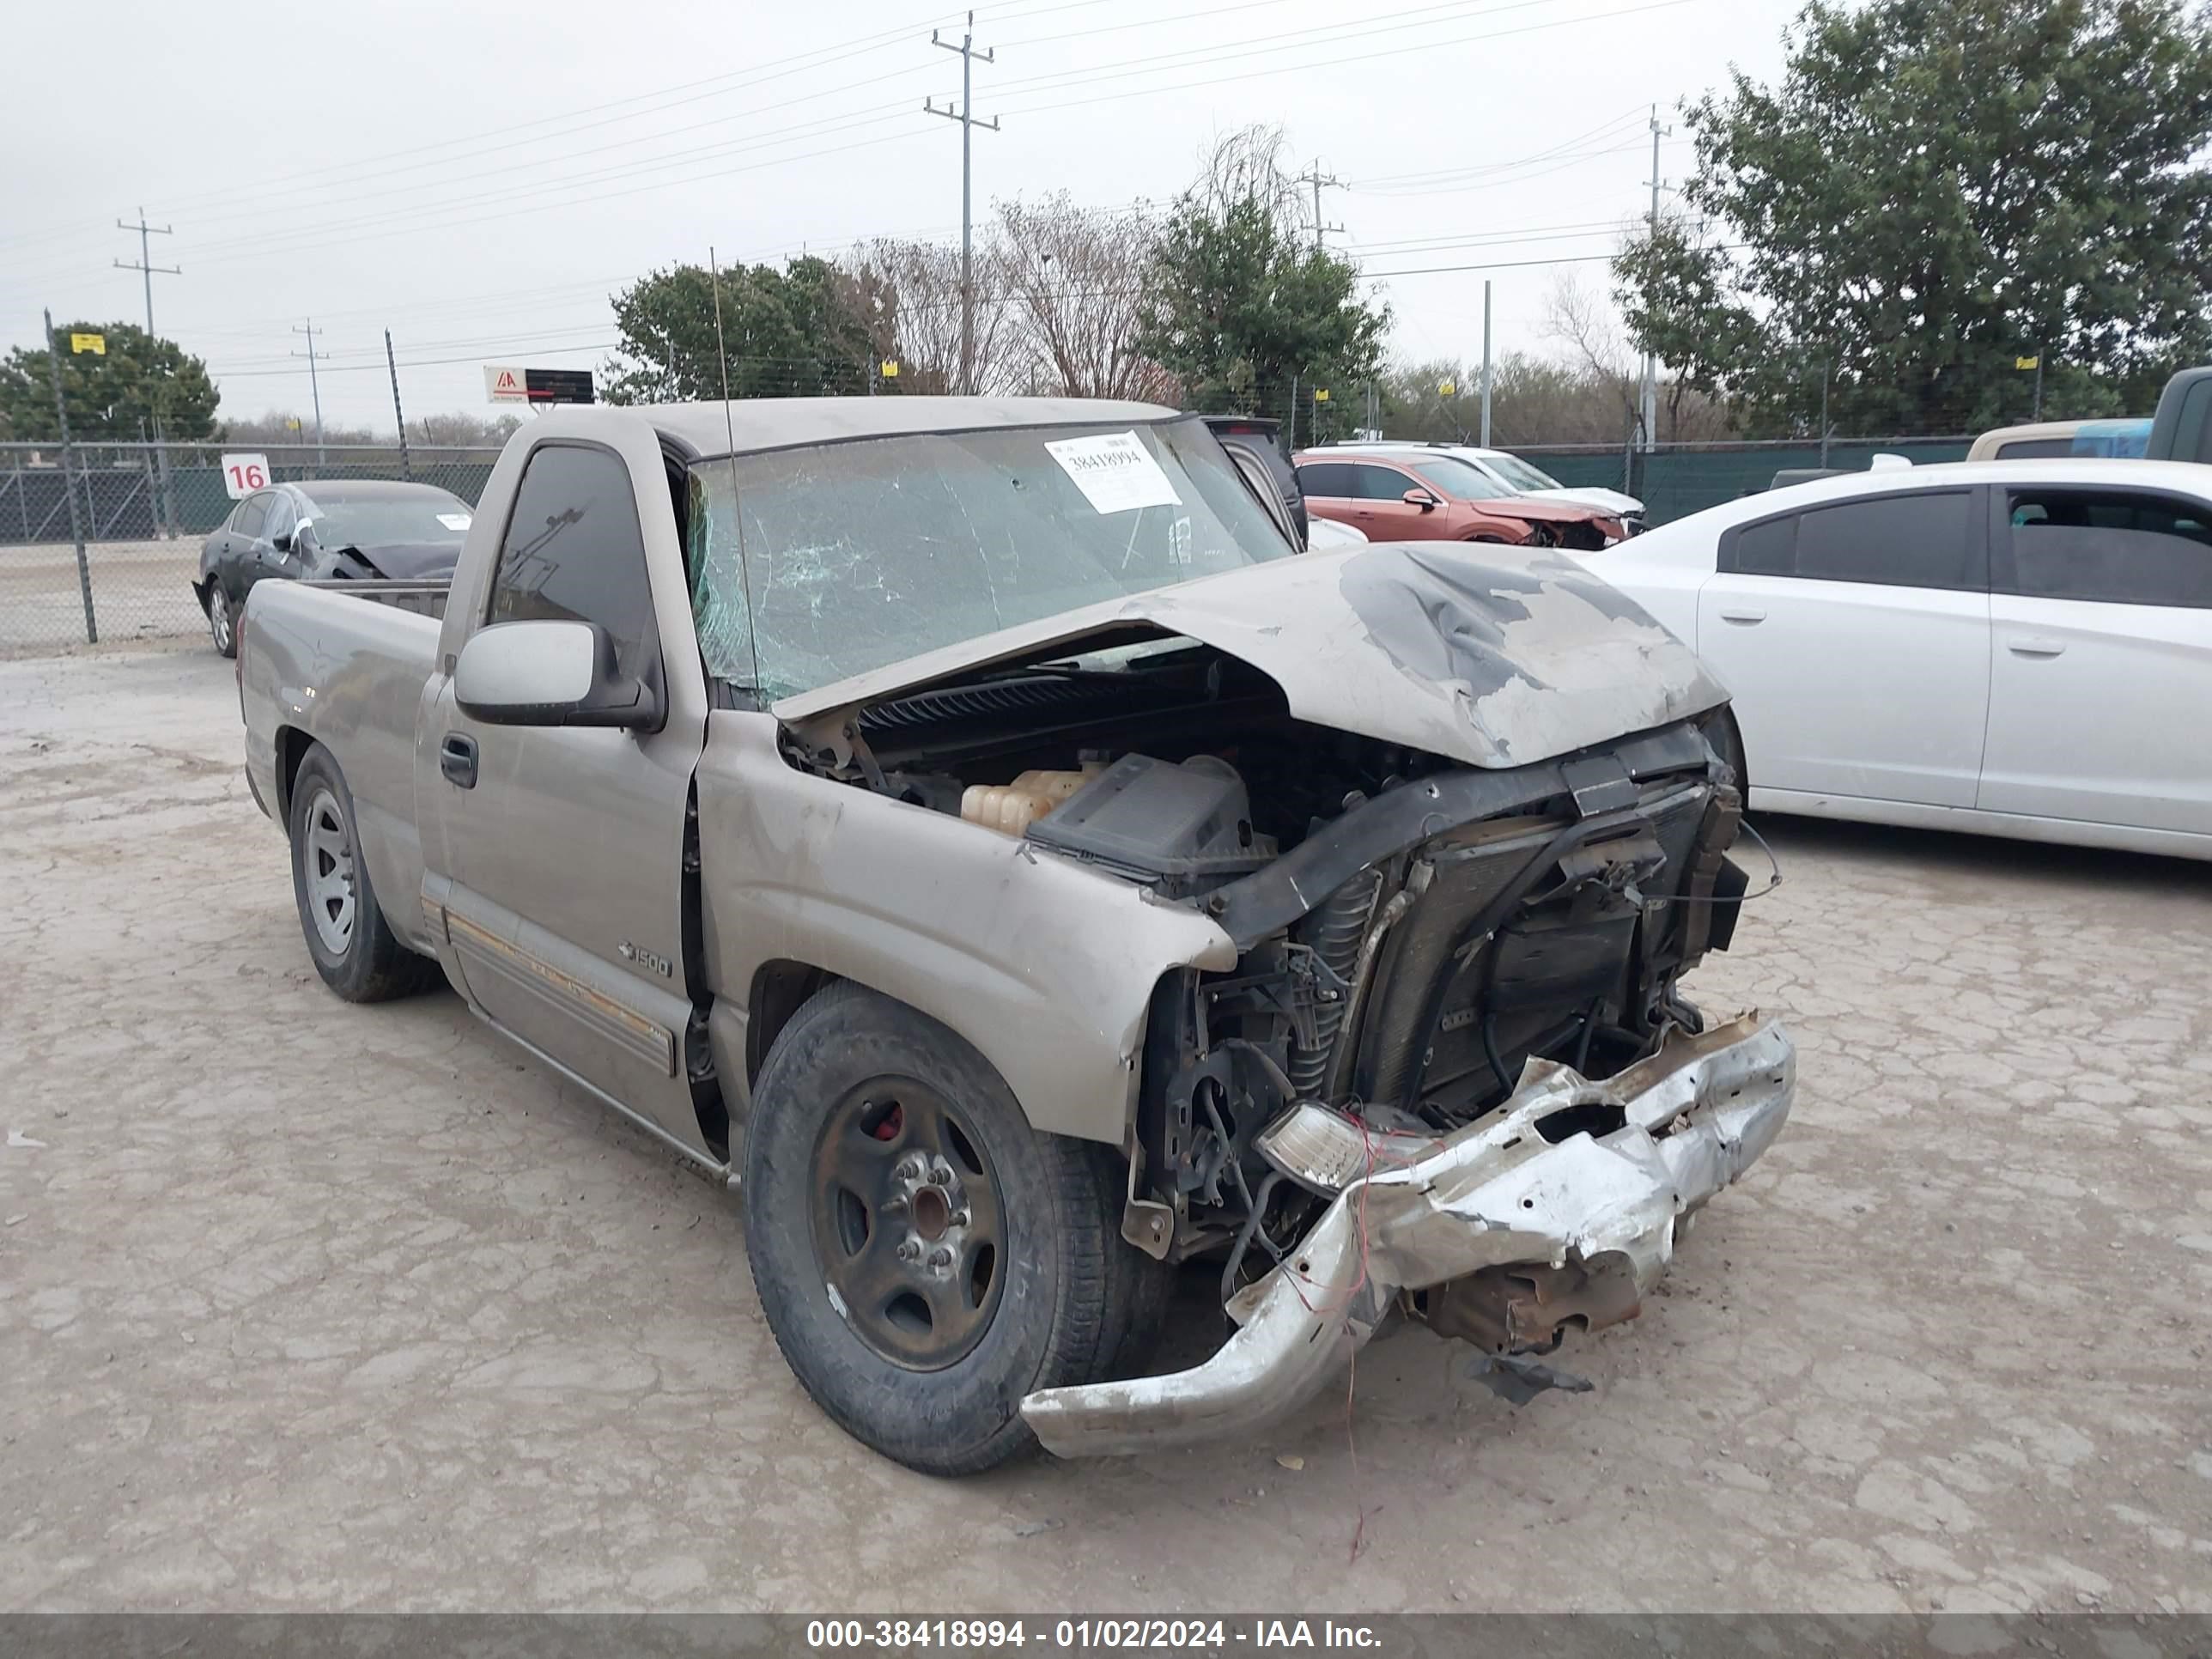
[{"xmin": 686, "ymin": 416, "xmax": 1294, "ymax": 699}]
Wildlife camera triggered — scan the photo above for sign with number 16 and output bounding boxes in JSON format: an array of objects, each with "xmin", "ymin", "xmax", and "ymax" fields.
[{"xmin": 221, "ymin": 454, "xmax": 270, "ymax": 499}]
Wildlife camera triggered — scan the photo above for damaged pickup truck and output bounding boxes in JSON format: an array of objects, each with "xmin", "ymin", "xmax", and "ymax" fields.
[{"xmin": 236, "ymin": 397, "xmax": 1792, "ymax": 1474}]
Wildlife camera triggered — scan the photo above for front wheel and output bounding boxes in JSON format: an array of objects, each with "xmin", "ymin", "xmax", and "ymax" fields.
[
  {"xmin": 205, "ymin": 584, "xmax": 236, "ymax": 658},
  {"xmin": 288, "ymin": 743, "xmax": 441, "ymax": 1002},
  {"xmin": 743, "ymin": 982, "xmax": 1154, "ymax": 1474}
]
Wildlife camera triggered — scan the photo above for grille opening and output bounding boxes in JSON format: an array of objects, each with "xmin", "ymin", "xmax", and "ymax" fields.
[{"xmin": 1534, "ymin": 1101, "xmax": 1628, "ymax": 1145}]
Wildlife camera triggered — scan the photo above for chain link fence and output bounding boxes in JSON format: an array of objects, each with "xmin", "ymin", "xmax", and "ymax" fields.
[
  {"xmin": 0, "ymin": 441, "xmax": 499, "ymax": 653},
  {"xmin": 0, "ymin": 422, "xmax": 1980, "ymax": 655}
]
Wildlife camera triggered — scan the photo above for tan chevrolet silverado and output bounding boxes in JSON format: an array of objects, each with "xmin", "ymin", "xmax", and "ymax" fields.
[{"xmin": 236, "ymin": 397, "xmax": 1793, "ymax": 1474}]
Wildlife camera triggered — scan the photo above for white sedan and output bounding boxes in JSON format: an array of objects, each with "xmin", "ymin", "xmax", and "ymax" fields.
[{"xmin": 1581, "ymin": 459, "xmax": 2212, "ymax": 860}]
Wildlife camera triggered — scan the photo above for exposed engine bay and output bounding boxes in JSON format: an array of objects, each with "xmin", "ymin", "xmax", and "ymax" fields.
[{"xmin": 783, "ymin": 629, "xmax": 1756, "ymax": 1358}]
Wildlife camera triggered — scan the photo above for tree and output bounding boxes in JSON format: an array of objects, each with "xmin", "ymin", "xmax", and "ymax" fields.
[
  {"xmin": 0, "ymin": 321, "xmax": 218, "ymax": 443},
  {"xmin": 995, "ymin": 195, "xmax": 1176, "ymax": 400},
  {"xmin": 1547, "ymin": 269, "xmax": 1737, "ymax": 443},
  {"xmin": 600, "ymin": 256, "xmax": 876, "ymax": 404},
  {"xmin": 219, "ymin": 410, "xmax": 380, "ymax": 447},
  {"xmin": 1610, "ymin": 212, "xmax": 1760, "ymax": 426},
  {"xmin": 1614, "ymin": 0, "xmax": 2212, "ymax": 434},
  {"xmin": 1133, "ymin": 127, "xmax": 1389, "ymax": 434},
  {"xmin": 839, "ymin": 236, "xmax": 1017, "ymax": 394},
  {"xmin": 408, "ymin": 411, "xmax": 524, "ymax": 450}
]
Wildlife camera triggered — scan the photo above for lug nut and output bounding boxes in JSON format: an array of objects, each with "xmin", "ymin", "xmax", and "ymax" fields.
[
  {"xmin": 950, "ymin": 1210, "xmax": 969, "ymax": 1227},
  {"xmin": 933, "ymin": 1164, "xmax": 953, "ymax": 1184},
  {"xmin": 897, "ymin": 1241, "xmax": 921, "ymax": 1261},
  {"xmin": 928, "ymin": 1248, "xmax": 951, "ymax": 1268}
]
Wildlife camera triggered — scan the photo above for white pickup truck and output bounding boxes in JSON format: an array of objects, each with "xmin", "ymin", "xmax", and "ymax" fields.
[{"xmin": 237, "ymin": 396, "xmax": 1792, "ymax": 1474}]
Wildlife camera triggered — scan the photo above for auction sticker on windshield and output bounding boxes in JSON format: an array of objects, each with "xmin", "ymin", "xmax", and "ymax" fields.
[{"xmin": 1045, "ymin": 431, "xmax": 1182, "ymax": 514}]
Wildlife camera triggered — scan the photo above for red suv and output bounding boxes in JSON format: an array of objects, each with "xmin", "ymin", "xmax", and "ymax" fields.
[{"xmin": 1292, "ymin": 450, "xmax": 1626, "ymax": 550}]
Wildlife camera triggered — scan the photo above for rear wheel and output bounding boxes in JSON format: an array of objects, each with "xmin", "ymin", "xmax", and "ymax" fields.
[
  {"xmin": 287, "ymin": 744, "xmax": 441, "ymax": 1002},
  {"xmin": 205, "ymin": 584, "xmax": 235, "ymax": 658},
  {"xmin": 744, "ymin": 981, "xmax": 1151, "ymax": 1474}
]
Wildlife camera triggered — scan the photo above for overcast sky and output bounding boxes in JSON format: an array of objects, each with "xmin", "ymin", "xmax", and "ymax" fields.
[{"xmin": 2, "ymin": 0, "xmax": 1803, "ymax": 435}]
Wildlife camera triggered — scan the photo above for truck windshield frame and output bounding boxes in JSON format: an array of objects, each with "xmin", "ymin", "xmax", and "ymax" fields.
[{"xmin": 684, "ymin": 415, "xmax": 1297, "ymax": 699}]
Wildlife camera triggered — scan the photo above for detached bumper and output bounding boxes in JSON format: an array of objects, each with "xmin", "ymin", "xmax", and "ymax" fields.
[{"xmin": 1021, "ymin": 1012, "xmax": 1794, "ymax": 1457}]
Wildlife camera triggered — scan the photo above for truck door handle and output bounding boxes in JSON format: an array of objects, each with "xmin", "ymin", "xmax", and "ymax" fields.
[
  {"xmin": 440, "ymin": 733, "xmax": 479, "ymax": 789},
  {"xmin": 2007, "ymin": 636, "xmax": 2065, "ymax": 658},
  {"xmin": 1717, "ymin": 607, "xmax": 1766, "ymax": 625}
]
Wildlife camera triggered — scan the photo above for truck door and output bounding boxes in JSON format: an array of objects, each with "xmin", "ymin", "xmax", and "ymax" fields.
[{"xmin": 421, "ymin": 427, "xmax": 717, "ymax": 1161}]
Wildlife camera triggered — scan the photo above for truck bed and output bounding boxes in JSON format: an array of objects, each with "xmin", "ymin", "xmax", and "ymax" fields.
[
  {"xmin": 240, "ymin": 578, "xmax": 444, "ymax": 957},
  {"xmin": 295, "ymin": 577, "xmax": 450, "ymax": 621}
]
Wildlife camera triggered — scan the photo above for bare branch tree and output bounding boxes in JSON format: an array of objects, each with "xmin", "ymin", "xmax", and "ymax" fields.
[
  {"xmin": 1542, "ymin": 274, "xmax": 1640, "ymax": 436},
  {"xmin": 1190, "ymin": 125, "xmax": 1307, "ymax": 240},
  {"xmin": 844, "ymin": 238, "xmax": 1018, "ymax": 393},
  {"xmin": 994, "ymin": 194, "xmax": 1176, "ymax": 400}
]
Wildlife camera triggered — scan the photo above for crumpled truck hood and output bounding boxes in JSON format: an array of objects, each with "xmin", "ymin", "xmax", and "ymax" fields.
[
  {"xmin": 774, "ymin": 542, "xmax": 1727, "ymax": 770},
  {"xmin": 1534, "ymin": 485, "xmax": 1644, "ymax": 517}
]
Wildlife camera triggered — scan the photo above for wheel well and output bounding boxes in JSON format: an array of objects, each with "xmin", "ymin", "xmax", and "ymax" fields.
[
  {"xmin": 746, "ymin": 959, "xmax": 838, "ymax": 1084},
  {"xmin": 275, "ymin": 726, "xmax": 316, "ymax": 831},
  {"xmin": 1708, "ymin": 706, "xmax": 1750, "ymax": 798}
]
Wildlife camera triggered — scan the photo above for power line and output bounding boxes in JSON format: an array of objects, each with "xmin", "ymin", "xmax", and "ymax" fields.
[
  {"xmin": 1360, "ymin": 241, "xmax": 1746, "ymax": 279},
  {"xmin": 112, "ymin": 210, "xmax": 180, "ymax": 334},
  {"xmin": 292, "ymin": 321, "xmax": 331, "ymax": 464},
  {"xmin": 1297, "ymin": 162, "xmax": 1345, "ymax": 246},
  {"xmin": 927, "ymin": 10, "xmax": 1000, "ymax": 395},
  {"xmin": 113, "ymin": 209, "xmax": 184, "ymax": 537},
  {"xmin": 0, "ymin": 0, "xmax": 1112, "ymax": 258},
  {"xmin": 0, "ymin": 0, "xmax": 1701, "ymax": 292}
]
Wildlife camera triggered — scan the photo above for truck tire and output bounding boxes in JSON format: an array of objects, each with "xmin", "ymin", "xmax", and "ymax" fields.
[
  {"xmin": 288, "ymin": 743, "xmax": 441, "ymax": 1003},
  {"xmin": 743, "ymin": 981, "xmax": 1148, "ymax": 1474}
]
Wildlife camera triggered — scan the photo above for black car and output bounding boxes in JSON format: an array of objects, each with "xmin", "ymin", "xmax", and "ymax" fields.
[
  {"xmin": 1202, "ymin": 415, "xmax": 1309, "ymax": 548},
  {"xmin": 193, "ymin": 478, "xmax": 474, "ymax": 657}
]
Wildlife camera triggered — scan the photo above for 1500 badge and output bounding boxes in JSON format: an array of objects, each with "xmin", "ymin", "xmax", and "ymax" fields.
[{"xmin": 617, "ymin": 941, "xmax": 673, "ymax": 977}]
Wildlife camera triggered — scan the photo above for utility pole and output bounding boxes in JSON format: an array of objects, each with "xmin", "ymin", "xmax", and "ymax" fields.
[
  {"xmin": 1480, "ymin": 280, "xmax": 1494, "ymax": 447},
  {"xmin": 114, "ymin": 208, "xmax": 180, "ymax": 538},
  {"xmin": 926, "ymin": 12, "xmax": 998, "ymax": 396},
  {"xmin": 43, "ymin": 310, "xmax": 97, "ymax": 643},
  {"xmin": 1639, "ymin": 106, "xmax": 1669, "ymax": 453},
  {"xmin": 385, "ymin": 330, "xmax": 411, "ymax": 479},
  {"xmin": 1297, "ymin": 162, "xmax": 1344, "ymax": 247},
  {"xmin": 292, "ymin": 320, "xmax": 329, "ymax": 466}
]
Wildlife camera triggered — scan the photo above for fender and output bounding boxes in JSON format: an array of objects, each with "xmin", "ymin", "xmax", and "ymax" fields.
[{"xmin": 695, "ymin": 711, "xmax": 1237, "ymax": 1146}]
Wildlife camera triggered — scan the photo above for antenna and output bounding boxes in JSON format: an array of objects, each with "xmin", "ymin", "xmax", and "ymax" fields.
[{"xmin": 707, "ymin": 246, "xmax": 767, "ymax": 701}]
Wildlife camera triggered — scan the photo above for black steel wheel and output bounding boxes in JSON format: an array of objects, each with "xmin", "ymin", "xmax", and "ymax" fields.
[
  {"xmin": 743, "ymin": 981, "xmax": 1155, "ymax": 1474},
  {"xmin": 808, "ymin": 1079, "xmax": 1006, "ymax": 1370}
]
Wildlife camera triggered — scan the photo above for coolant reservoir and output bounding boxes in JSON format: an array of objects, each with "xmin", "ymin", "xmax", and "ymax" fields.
[{"xmin": 960, "ymin": 764, "xmax": 1104, "ymax": 836}]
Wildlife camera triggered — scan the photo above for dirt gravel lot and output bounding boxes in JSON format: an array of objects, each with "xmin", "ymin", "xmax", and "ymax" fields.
[
  {"xmin": 0, "ymin": 538, "xmax": 205, "ymax": 656},
  {"xmin": 2, "ymin": 642, "xmax": 2209, "ymax": 1614}
]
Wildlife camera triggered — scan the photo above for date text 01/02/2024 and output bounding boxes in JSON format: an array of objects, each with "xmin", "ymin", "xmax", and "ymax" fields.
[{"xmin": 804, "ymin": 1620, "xmax": 1382, "ymax": 1650}]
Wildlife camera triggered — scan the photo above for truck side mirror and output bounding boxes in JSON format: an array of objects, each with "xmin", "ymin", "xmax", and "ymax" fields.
[
  {"xmin": 1403, "ymin": 488, "xmax": 1440, "ymax": 510},
  {"xmin": 454, "ymin": 620, "xmax": 661, "ymax": 731}
]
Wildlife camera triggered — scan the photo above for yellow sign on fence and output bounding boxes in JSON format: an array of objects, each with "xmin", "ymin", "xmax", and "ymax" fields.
[
  {"xmin": 2015, "ymin": 356, "xmax": 2040, "ymax": 371},
  {"xmin": 1313, "ymin": 388, "xmax": 1330, "ymax": 403},
  {"xmin": 69, "ymin": 332, "xmax": 105, "ymax": 356},
  {"xmin": 880, "ymin": 360, "xmax": 900, "ymax": 379},
  {"xmin": 1438, "ymin": 380, "xmax": 1456, "ymax": 397}
]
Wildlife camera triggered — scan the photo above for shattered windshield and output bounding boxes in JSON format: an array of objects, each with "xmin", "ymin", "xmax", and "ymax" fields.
[{"xmin": 686, "ymin": 415, "xmax": 1294, "ymax": 699}]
